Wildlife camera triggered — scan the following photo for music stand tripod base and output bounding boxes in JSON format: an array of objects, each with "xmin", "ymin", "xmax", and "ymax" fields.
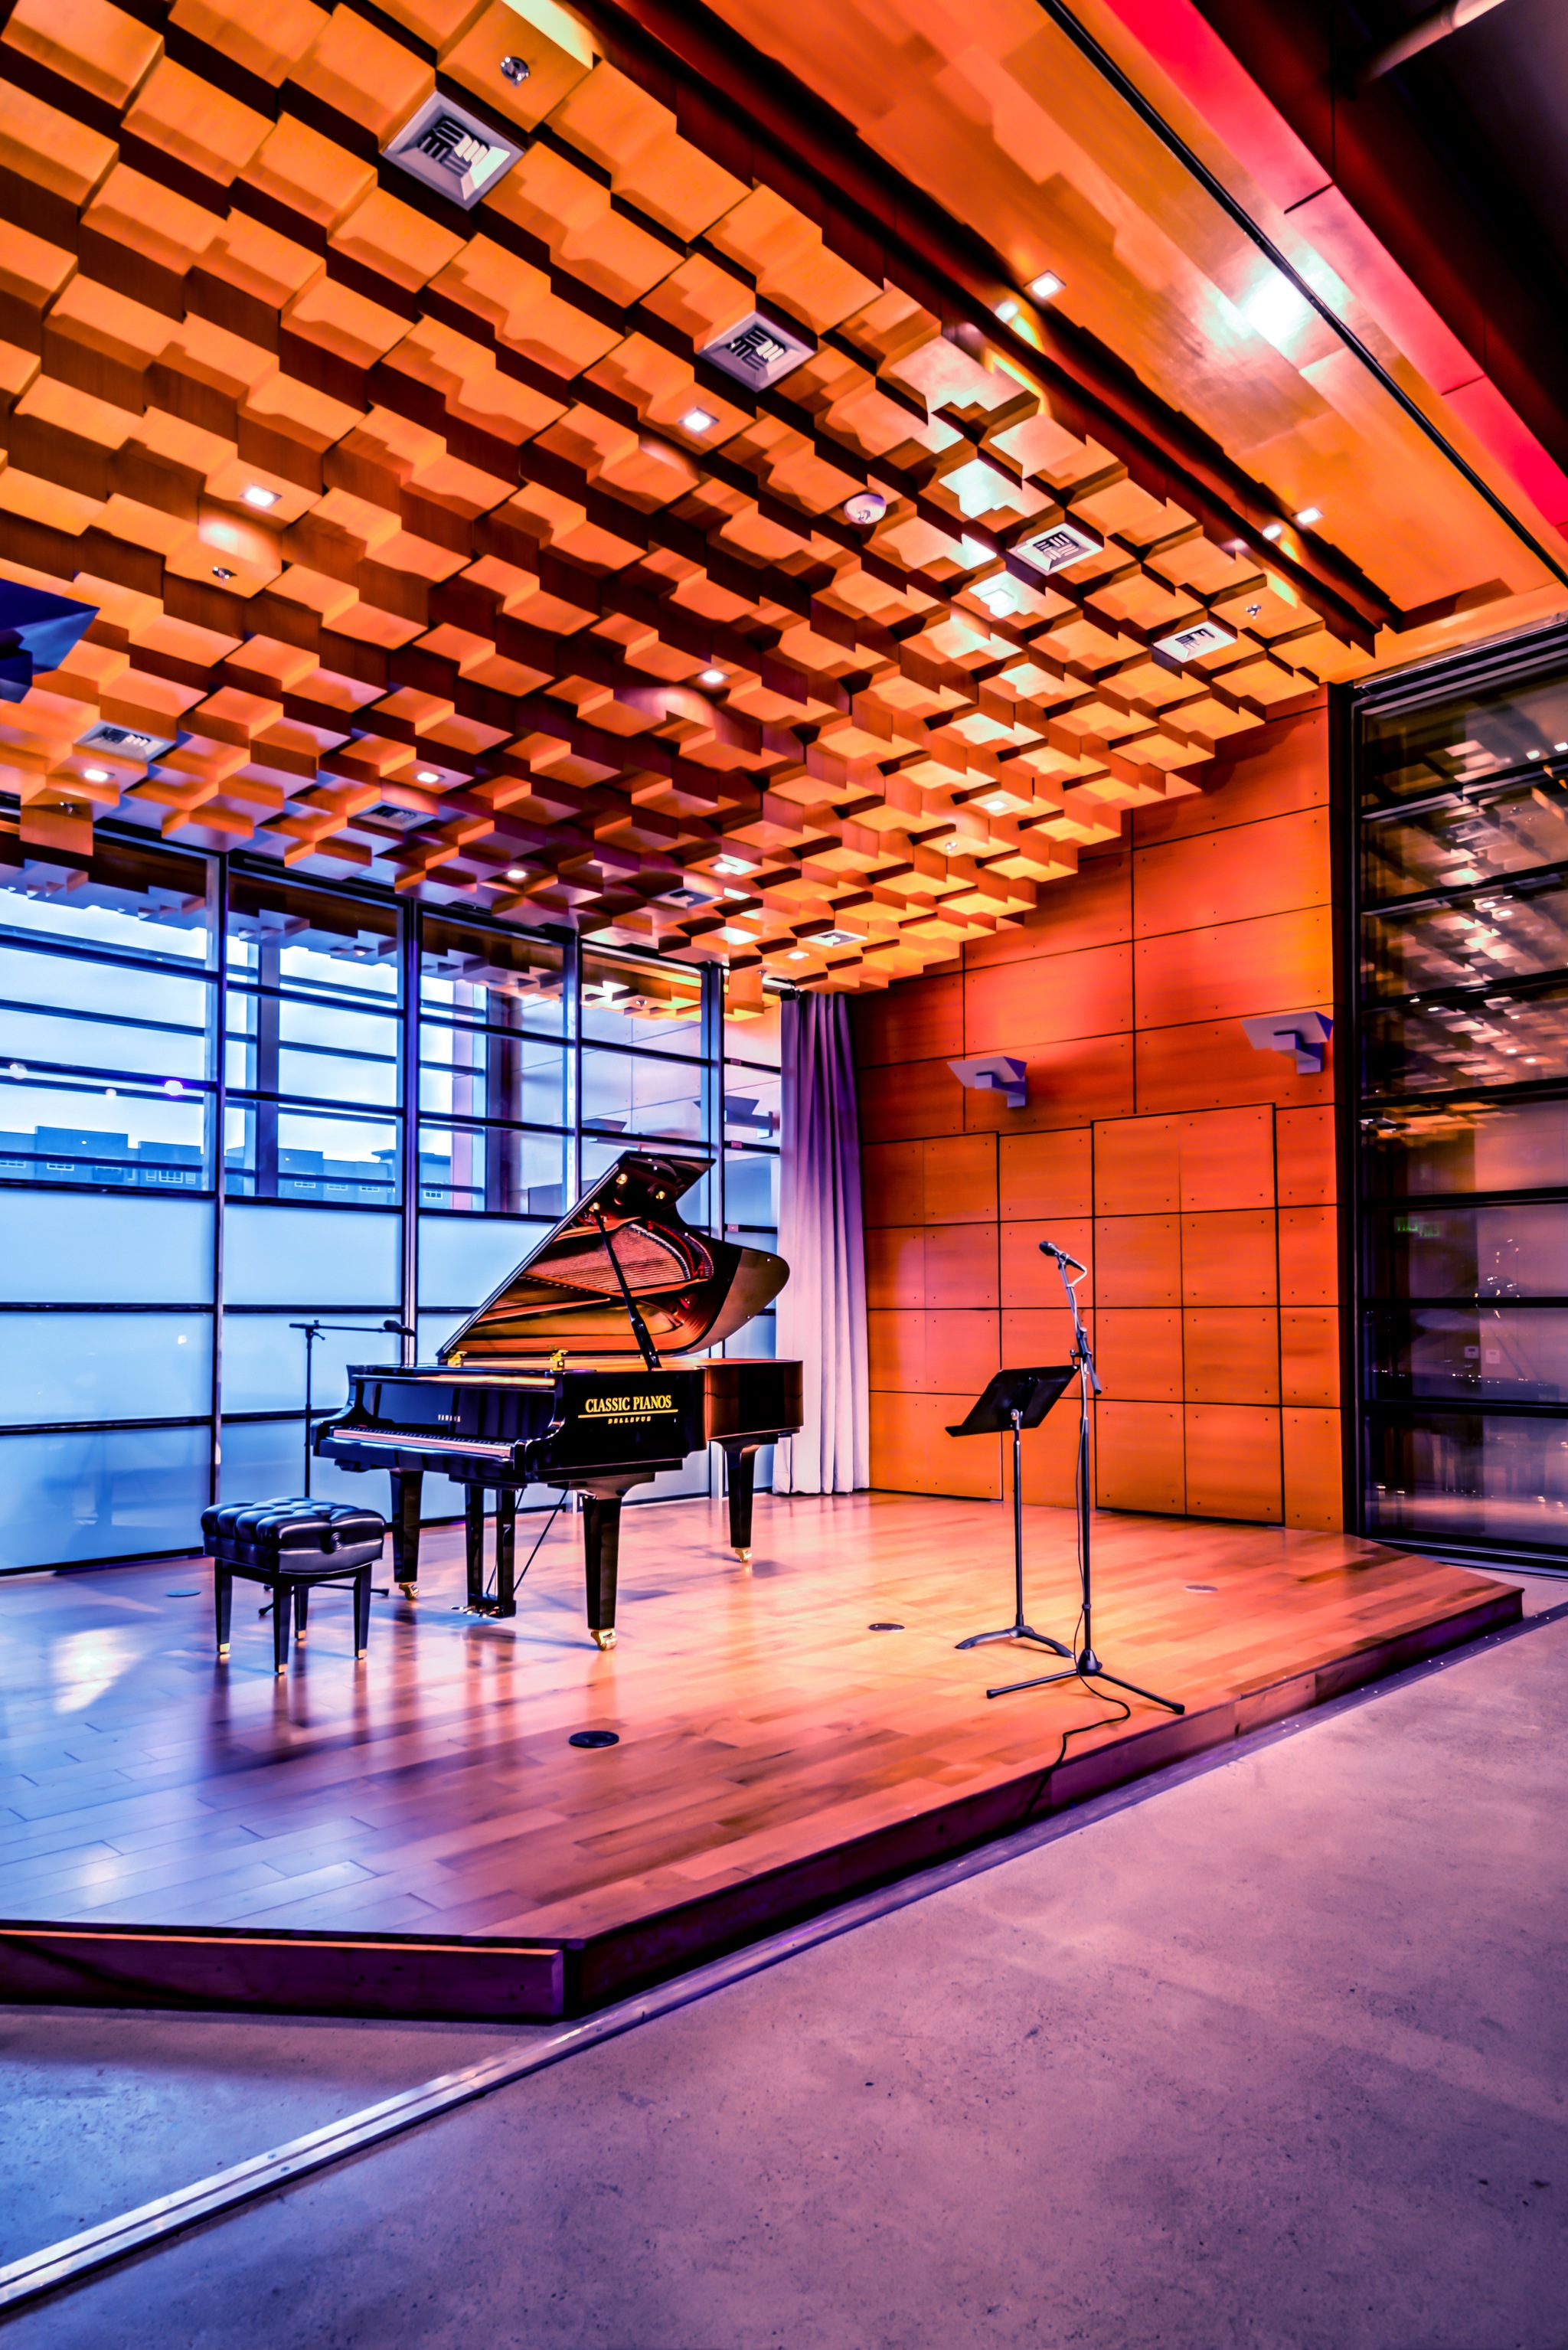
[{"xmin": 947, "ymin": 1368, "xmax": 1076, "ymax": 1659}]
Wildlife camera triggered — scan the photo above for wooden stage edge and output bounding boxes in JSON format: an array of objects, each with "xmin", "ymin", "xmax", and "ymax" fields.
[{"xmin": 0, "ymin": 1504, "xmax": 1523, "ymax": 2021}]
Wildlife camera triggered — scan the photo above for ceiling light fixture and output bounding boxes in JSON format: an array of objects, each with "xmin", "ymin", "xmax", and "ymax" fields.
[
  {"xmin": 712, "ymin": 854, "xmax": 757, "ymax": 875},
  {"xmin": 1556, "ymin": 742, "xmax": 1568, "ymax": 752},
  {"xmin": 243, "ymin": 485, "xmax": 279, "ymax": 509},
  {"xmin": 788, "ymin": 950, "xmax": 808, "ymax": 962},
  {"xmin": 1294, "ymin": 505, "xmax": 1322, "ymax": 528},
  {"xmin": 995, "ymin": 299, "xmax": 1018, "ymax": 323},
  {"xmin": 700, "ymin": 668, "xmax": 725, "ymax": 688},
  {"xmin": 1261, "ymin": 522, "xmax": 1283, "ymax": 541},
  {"xmin": 499, "ymin": 53, "xmax": 530, "ymax": 82},
  {"xmin": 505, "ymin": 868, "xmax": 528, "ymax": 881},
  {"xmin": 1529, "ymin": 750, "xmax": 1543, "ymax": 760},
  {"xmin": 211, "ymin": 567, "xmax": 234, "ymax": 581},
  {"xmin": 416, "ymin": 769, "xmax": 441, "ymax": 783},
  {"xmin": 82, "ymin": 766, "xmax": 110, "ymax": 783},
  {"xmin": 844, "ymin": 489, "xmax": 886, "ymax": 526},
  {"xmin": 681, "ymin": 407, "xmax": 718, "ymax": 435},
  {"xmin": 1028, "ymin": 271, "xmax": 1064, "ymax": 301}
]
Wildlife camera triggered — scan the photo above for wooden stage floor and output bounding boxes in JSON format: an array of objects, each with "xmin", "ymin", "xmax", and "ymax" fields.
[{"xmin": 0, "ymin": 1494, "xmax": 1518, "ymax": 2021}]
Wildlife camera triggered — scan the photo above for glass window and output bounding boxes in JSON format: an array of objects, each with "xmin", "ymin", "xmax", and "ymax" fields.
[
  {"xmin": 1, "ymin": 835, "xmax": 214, "ymax": 1189},
  {"xmin": 0, "ymin": 1190, "xmax": 214, "ymax": 1304},
  {"xmin": 0, "ymin": 1423, "xmax": 211, "ymax": 1572},
  {"xmin": 582, "ymin": 947, "xmax": 704, "ymax": 1055},
  {"xmin": 223, "ymin": 1204, "xmax": 400, "ymax": 1307},
  {"xmin": 417, "ymin": 1213, "xmax": 547, "ymax": 1310},
  {"xmin": 1357, "ymin": 636, "xmax": 1568, "ymax": 1560},
  {"xmin": 0, "ymin": 1312, "xmax": 212, "ymax": 1425}
]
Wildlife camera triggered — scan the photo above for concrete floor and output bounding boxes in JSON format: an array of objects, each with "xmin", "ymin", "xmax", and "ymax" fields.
[{"xmin": 2, "ymin": 1584, "xmax": 1565, "ymax": 2350}]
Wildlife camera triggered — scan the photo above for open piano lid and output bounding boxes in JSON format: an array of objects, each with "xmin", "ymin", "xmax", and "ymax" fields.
[{"xmin": 437, "ymin": 1149, "xmax": 789, "ymax": 1364}]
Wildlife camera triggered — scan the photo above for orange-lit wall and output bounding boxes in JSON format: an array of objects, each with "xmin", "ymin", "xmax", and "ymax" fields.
[{"xmin": 850, "ymin": 701, "xmax": 1344, "ymax": 1529}]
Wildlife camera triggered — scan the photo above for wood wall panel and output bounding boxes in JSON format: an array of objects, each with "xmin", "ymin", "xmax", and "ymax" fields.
[
  {"xmin": 1184, "ymin": 1406, "xmax": 1284, "ymax": 1523},
  {"xmin": 1279, "ymin": 1207, "xmax": 1338, "ymax": 1304},
  {"xmin": 1096, "ymin": 1402, "xmax": 1184, "ymax": 1514},
  {"xmin": 1132, "ymin": 809, "xmax": 1330, "ymax": 936},
  {"xmin": 1178, "ymin": 1107, "xmax": 1276, "ymax": 1210},
  {"xmin": 923, "ymin": 1135, "xmax": 998, "ymax": 1224},
  {"xmin": 1012, "ymin": 1397, "xmax": 1087, "ymax": 1509},
  {"xmin": 853, "ymin": 705, "xmax": 1346, "ymax": 1529},
  {"xmin": 1182, "ymin": 1307, "xmax": 1281, "ymax": 1404},
  {"xmin": 869, "ymin": 1391, "xmax": 1002, "ymax": 1497},
  {"xmin": 1135, "ymin": 1018, "xmax": 1338, "ymax": 1115},
  {"xmin": 864, "ymin": 1226, "xmax": 925, "ymax": 1310},
  {"xmin": 1134, "ymin": 906, "xmax": 1333, "ymax": 1028},
  {"xmin": 1000, "ymin": 1222, "xmax": 1094, "ymax": 1309},
  {"xmin": 857, "ymin": 1060, "xmax": 965, "ymax": 1142},
  {"xmin": 1276, "ymin": 1106, "xmax": 1338, "ymax": 1204},
  {"xmin": 1283, "ymin": 1408, "xmax": 1344, "ymax": 1531},
  {"xmin": 962, "ymin": 1034, "xmax": 1135, "ymax": 1133},
  {"xmin": 1281, "ymin": 1309, "xmax": 1341, "ymax": 1407},
  {"xmin": 861, "ymin": 1141, "xmax": 923, "ymax": 1229},
  {"xmin": 851, "ymin": 974, "xmax": 964, "ymax": 1068},
  {"xmin": 1097, "ymin": 1308, "xmax": 1183, "ymax": 1401},
  {"xmin": 964, "ymin": 943, "xmax": 1132, "ymax": 1052},
  {"xmin": 1096, "ymin": 1216, "xmax": 1180, "ymax": 1308},
  {"xmin": 1180, "ymin": 1211, "xmax": 1279, "ymax": 1306},
  {"xmin": 999, "ymin": 1129, "xmax": 1093, "ymax": 1221}
]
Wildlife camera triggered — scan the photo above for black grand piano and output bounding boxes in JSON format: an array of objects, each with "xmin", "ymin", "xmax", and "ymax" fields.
[{"xmin": 313, "ymin": 1149, "xmax": 802, "ymax": 1646}]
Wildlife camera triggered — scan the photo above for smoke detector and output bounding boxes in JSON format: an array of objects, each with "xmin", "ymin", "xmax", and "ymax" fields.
[
  {"xmin": 1153, "ymin": 616, "xmax": 1236, "ymax": 662},
  {"xmin": 1014, "ymin": 519, "xmax": 1104, "ymax": 576},
  {"xmin": 845, "ymin": 490, "xmax": 887, "ymax": 527},
  {"xmin": 699, "ymin": 310, "xmax": 813, "ymax": 391},
  {"xmin": 77, "ymin": 720, "xmax": 176, "ymax": 763},
  {"xmin": 383, "ymin": 95, "xmax": 521, "ymax": 208}
]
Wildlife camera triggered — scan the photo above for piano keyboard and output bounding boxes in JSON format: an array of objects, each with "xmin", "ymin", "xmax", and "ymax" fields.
[{"xmin": 338, "ymin": 1427, "xmax": 518, "ymax": 1461}]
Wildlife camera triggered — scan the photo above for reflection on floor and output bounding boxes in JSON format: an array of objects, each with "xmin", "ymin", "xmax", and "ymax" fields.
[{"xmin": 0, "ymin": 1492, "xmax": 1517, "ymax": 2018}]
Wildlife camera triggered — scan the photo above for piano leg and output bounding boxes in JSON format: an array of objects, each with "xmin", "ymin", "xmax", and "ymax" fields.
[
  {"xmin": 580, "ymin": 1494, "xmax": 622, "ymax": 1650},
  {"xmin": 719, "ymin": 1440, "xmax": 763, "ymax": 1561},
  {"xmin": 464, "ymin": 1486, "xmax": 488, "ymax": 1611},
  {"xmin": 389, "ymin": 1470, "xmax": 423, "ymax": 1597},
  {"xmin": 494, "ymin": 1488, "xmax": 518, "ymax": 1618}
]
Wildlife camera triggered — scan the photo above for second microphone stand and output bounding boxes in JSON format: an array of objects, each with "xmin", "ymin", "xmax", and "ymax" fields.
[{"xmin": 986, "ymin": 1247, "xmax": 1184, "ymax": 1717}]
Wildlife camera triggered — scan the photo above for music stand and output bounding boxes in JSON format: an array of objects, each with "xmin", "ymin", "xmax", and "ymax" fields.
[
  {"xmin": 985, "ymin": 1247, "xmax": 1184, "ymax": 1718},
  {"xmin": 947, "ymin": 1367, "xmax": 1076, "ymax": 1655}
]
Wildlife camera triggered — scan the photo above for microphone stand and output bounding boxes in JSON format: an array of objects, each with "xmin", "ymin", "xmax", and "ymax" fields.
[
  {"xmin": 985, "ymin": 1248, "xmax": 1184, "ymax": 1716},
  {"xmin": 292, "ymin": 1318, "xmax": 415, "ymax": 1496}
]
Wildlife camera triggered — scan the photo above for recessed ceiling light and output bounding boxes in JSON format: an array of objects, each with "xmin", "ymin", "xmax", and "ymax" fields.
[
  {"xmin": 211, "ymin": 566, "xmax": 234, "ymax": 581},
  {"xmin": 1028, "ymin": 271, "xmax": 1064, "ymax": 301},
  {"xmin": 1294, "ymin": 505, "xmax": 1322, "ymax": 527},
  {"xmin": 1261, "ymin": 523, "xmax": 1283, "ymax": 542},
  {"xmin": 721, "ymin": 925, "xmax": 753, "ymax": 943},
  {"xmin": 1529, "ymin": 749, "xmax": 1543, "ymax": 760},
  {"xmin": 844, "ymin": 489, "xmax": 886, "ymax": 526},
  {"xmin": 243, "ymin": 485, "xmax": 279, "ymax": 509},
  {"xmin": 416, "ymin": 769, "xmax": 441, "ymax": 783},
  {"xmin": 700, "ymin": 668, "xmax": 725, "ymax": 688},
  {"xmin": 499, "ymin": 53, "xmax": 530, "ymax": 82},
  {"xmin": 981, "ymin": 794, "xmax": 1011, "ymax": 813},
  {"xmin": 712, "ymin": 854, "xmax": 757, "ymax": 875},
  {"xmin": 82, "ymin": 766, "xmax": 109, "ymax": 783},
  {"xmin": 995, "ymin": 299, "xmax": 1018, "ymax": 323},
  {"xmin": 787, "ymin": 950, "xmax": 808, "ymax": 962},
  {"xmin": 812, "ymin": 927, "xmax": 864, "ymax": 949},
  {"xmin": 1555, "ymin": 741, "xmax": 1568, "ymax": 752},
  {"xmin": 505, "ymin": 867, "xmax": 528, "ymax": 881},
  {"xmin": 682, "ymin": 407, "xmax": 718, "ymax": 435}
]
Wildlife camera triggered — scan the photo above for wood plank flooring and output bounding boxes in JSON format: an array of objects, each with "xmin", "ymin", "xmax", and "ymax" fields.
[{"xmin": 0, "ymin": 1495, "xmax": 1518, "ymax": 2018}]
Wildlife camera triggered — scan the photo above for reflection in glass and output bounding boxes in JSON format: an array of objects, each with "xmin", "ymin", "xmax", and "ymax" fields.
[
  {"xmin": 580, "ymin": 1045, "xmax": 703, "ymax": 1143},
  {"xmin": 224, "ymin": 1105, "xmax": 398, "ymax": 1201},
  {"xmin": 1364, "ymin": 877, "xmax": 1568, "ymax": 999},
  {"xmin": 1363, "ymin": 1097, "xmax": 1568, "ymax": 1197},
  {"xmin": 582, "ymin": 949, "xmax": 703, "ymax": 1056},
  {"xmin": 1367, "ymin": 1200, "xmax": 1568, "ymax": 1299},
  {"xmin": 0, "ymin": 1312, "xmax": 212, "ymax": 1425},
  {"xmin": 1361, "ymin": 780, "xmax": 1568, "ymax": 904},
  {"xmin": 416, "ymin": 1124, "xmax": 567, "ymax": 1215},
  {"xmin": 1367, "ymin": 1305, "xmax": 1568, "ymax": 1402},
  {"xmin": 1366, "ymin": 1410, "xmax": 1568, "ymax": 1551},
  {"xmin": 1363, "ymin": 986, "xmax": 1568, "ymax": 1096}
]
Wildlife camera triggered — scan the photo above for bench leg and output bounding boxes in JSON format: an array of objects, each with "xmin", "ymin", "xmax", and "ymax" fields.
[
  {"xmin": 354, "ymin": 1567, "xmax": 371, "ymax": 1660},
  {"xmin": 294, "ymin": 1582, "xmax": 309, "ymax": 1642},
  {"xmin": 215, "ymin": 1568, "xmax": 233, "ymax": 1660},
  {"xmin": 273, "ymin": 1578, "xmax": 291, "ymax": 1675}
]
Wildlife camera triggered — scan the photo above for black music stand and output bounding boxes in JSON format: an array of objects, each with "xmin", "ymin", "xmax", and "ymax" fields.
[
  {"xmin": 985, "ymin": 1247, "xmax": 1184, "ymax": 1717},
  {"xmin": 948, "ymin": 1367, "xmax": 1076, "ymax": 1655}
]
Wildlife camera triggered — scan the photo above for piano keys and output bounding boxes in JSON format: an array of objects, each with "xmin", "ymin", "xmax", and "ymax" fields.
[{"xmin": 313, "ymin": 1149, "xmax": 802, "ymax": 1645}]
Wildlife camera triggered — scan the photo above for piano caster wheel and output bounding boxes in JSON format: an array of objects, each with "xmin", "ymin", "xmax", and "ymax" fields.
[
  {"xmin": 592, "ymin": 1628, "xmax": 618, "ymax": 1651},
  {"xmin": 216, "ymin": 1645, "xmax": 230, "ymax": 1661},
  {"xmin": 397, "ymin": 1582, "xmax": 417, "ymax": 1600},
  {"xmin": 734, "ymin": 1548, "xmax": 751, "ymax": 1563}
]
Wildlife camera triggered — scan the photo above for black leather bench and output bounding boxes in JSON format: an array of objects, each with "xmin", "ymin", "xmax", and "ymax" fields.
[{"xmin": 201, "ymin": 1499, "xmax": 387, "ymax": 1675}]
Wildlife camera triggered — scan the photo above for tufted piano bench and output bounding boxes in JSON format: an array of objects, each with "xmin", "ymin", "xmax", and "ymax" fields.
[{"xmin": 201, "ymin": 1499, "xmax": 386, "ymax": 1675}]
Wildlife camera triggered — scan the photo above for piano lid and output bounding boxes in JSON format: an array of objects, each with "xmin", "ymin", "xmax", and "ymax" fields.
[{"xmin": 436, "ymin": 1149, "xmax": 789, "ymax": 1364}]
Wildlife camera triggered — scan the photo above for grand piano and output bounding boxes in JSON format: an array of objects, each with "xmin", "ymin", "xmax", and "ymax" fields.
[{"xmin": 313, "ymin": 1149, "xmax": 802, "ymax": 1646}]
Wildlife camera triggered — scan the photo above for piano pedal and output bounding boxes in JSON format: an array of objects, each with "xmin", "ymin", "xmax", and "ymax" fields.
[{"xmin": 592, "ymin": 1628, "xmax": 617, "ymax": 1650}]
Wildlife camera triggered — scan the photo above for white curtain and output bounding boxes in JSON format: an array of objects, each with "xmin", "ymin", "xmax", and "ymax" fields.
[{"xmin": 776, "ymin": 992, "xmax": 869, "ymax": 1493}]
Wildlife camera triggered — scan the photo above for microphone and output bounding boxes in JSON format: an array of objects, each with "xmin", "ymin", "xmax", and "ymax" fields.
[{"xmin": 1038, "ymin": 1238, "xmax": 1086, "ymax": 1273}]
